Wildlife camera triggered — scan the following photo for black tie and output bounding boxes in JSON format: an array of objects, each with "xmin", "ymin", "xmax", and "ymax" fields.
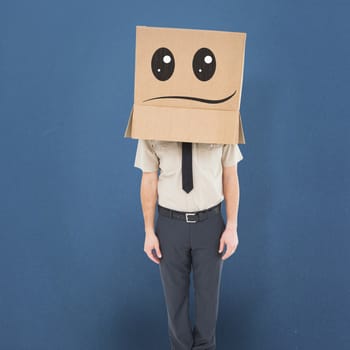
[{"xmin": 182, "ymin": 142, "xmax": 193, "ymax": 193}]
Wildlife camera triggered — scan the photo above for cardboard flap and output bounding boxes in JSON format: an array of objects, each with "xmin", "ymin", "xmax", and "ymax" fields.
[
  {"xmin": 123, "ymin": 106, "xmax": 134, "ymax": 137},
  {"xmin": 128, "ymin": 104, "xmax": 243, "ymax": 144},
  {"xmin": 238, "ymin": 112, "xmax": 246, "ymax": 144}
]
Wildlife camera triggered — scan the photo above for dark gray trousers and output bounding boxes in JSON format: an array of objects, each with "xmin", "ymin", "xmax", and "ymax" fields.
[{"xmin": 155, "ymin": 203, "xmax": 225, "ymax": 350}]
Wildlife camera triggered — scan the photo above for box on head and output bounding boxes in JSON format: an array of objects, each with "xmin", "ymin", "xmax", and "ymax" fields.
[{"xmin": 124, "ymin": 25, "xmax": 247, "ymax": 144}]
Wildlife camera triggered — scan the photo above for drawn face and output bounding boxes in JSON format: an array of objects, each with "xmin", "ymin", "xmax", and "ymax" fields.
[
  {"xmin": 145, "ymin": 47, "xmax": 237, "ymax": 104},
  {"xmin": 134, "ymin": 26, "xmax": 246, "ymax": 111}
]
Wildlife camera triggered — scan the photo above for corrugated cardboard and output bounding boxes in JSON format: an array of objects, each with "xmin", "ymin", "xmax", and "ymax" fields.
[{"xmin": 124, "ymin": 25, "xmax": 247, "ymax": 144}]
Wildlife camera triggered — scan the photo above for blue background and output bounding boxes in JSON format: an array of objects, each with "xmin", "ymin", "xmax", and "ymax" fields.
[{"xmin": 1, "ymin": 0, "xmax": 349, "ymax": 349}]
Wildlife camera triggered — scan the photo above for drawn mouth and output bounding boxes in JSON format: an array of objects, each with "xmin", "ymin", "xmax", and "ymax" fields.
[{"xmin": 142, "ymin": 90, "xmax": 236, "ymax": 104}]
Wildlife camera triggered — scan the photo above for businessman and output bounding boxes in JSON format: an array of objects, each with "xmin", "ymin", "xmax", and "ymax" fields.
[{"xmin": 134, "ymin": 139, "xmax": 243, "ymax": 350}]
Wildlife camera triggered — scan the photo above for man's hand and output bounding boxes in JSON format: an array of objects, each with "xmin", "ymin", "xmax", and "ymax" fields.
[
  {"xmin": 140, "ymin": 170, "xmax": 161, "ymax": 264},
  {"xmin": 144, "ymin": 231, "xmax": 162, "ymax": 264},
  {"xmin": 218, "ymin": 224, "xmax": 239, "ymax": 260},
  {"xmin": 221, "ymin": 164, "xmax": 240, "ymax": 260}
]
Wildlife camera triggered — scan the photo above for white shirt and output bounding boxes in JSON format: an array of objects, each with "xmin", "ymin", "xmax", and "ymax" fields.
[{"xmin": 134, "ymin": 140, "xmax": 243, "ymax": 212}]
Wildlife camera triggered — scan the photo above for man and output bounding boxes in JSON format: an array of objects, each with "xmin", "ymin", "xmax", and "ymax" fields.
[{"xmin": 134, "ymin": 139, "xmax": 243, "ymax": 350}]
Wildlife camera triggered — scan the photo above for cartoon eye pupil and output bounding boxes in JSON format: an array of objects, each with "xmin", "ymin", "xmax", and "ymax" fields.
[
  {"xmin": 193, "ymin": 48, "xmax": 216, "ymax": 81},
  {"xmin": 151, "ymin": 48, "xmax": 175, "ymax": 81},
  {"xmin": 163, "ymin": 55, "xmax": 171, "ymax": 64},
  {"xmin": 204, "ymin": 55, "xmax": 213, "ymax": 64}
]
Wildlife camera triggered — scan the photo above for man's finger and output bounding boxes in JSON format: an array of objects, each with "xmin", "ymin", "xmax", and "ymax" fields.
[
  {"xmin": 218, "ymin": 239, "xmax": 225, "ymax": 254},
  {"xmin": 154, "ymin": 243, "xmax": 162, "ymax": 259},
  {"xmin": 146, "ymin": 250, "xmax": 160, "ymax": 264},
  {"xmin": 221, "ymin": 246, "xmax": 233, "ymax": 260}
]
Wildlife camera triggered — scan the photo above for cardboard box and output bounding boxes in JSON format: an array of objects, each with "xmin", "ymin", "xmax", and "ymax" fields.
[{"xmin": 124, "ymin": 25, "xmax": 247, "ymax": 144}]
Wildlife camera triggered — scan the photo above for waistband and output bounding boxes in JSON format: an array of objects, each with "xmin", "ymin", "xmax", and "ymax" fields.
[{"xmin": 157, "ymin": 201, "xmax": 222, "ymax": 223}]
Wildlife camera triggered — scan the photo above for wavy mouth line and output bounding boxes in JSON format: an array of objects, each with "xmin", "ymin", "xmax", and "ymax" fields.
[{"xmin": 142, "ymin": 90, "xmax": 236, "ymax": 104}]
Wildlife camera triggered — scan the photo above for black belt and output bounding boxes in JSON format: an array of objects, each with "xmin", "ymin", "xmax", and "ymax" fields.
[{"xmin": 158, "ymin": 202, "xmax": 222, "ymax": 223}]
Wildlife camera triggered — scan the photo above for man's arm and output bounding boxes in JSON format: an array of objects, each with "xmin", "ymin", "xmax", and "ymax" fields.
[
  {"xmin": 223, "ymin": 165, "xmax": 240, "ymax": 230},
  {"xmin": 219, "ymin": 165, "xmax": 240, "ymax": 260},
  {"xmin": 140, "ymin": 171, "xmax": 158, "ymax": 233},
  {"xmin": 140, "ymin": 171, "xmax": 162, "ymax": 264}
]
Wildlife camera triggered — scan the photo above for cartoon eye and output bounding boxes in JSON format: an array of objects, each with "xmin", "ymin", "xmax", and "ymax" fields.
[
  {"xmin": 151, "ymin": 47, "xmax": 175, "ymax": 81},
  {"xmin": 192, "ymin": 48, "xmax": 216, "ymax": 81}
]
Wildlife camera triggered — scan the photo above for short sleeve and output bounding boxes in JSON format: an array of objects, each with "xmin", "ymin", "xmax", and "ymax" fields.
[
  {"xmin": 221, "ymin": 144, "xmax": 243, "ymax": 167},
  {"xmin": 134, "ymin": 139, "xmax": 159, "ymax": 172}
]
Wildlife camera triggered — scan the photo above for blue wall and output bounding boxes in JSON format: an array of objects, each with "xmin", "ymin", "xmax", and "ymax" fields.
[{"xmin": 1, "ymin": 0, "xmax": 349, "ymax": 349}]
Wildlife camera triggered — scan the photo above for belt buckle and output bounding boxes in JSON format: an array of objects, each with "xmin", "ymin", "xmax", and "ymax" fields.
[{"xmin": 185, "ymin": 212, "xmax": 197, "ymax": 223}]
